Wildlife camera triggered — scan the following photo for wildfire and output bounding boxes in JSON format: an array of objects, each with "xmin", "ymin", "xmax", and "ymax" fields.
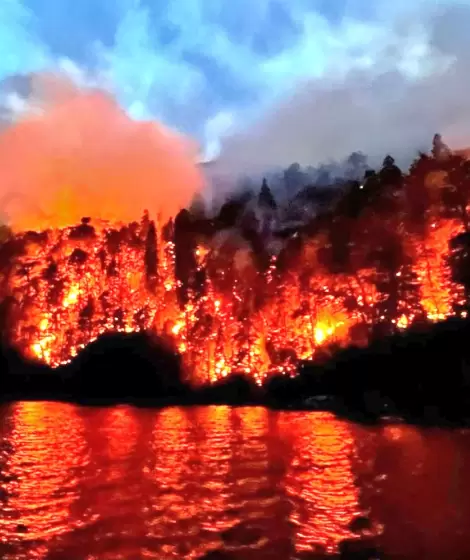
[
  {"xmin": 0, "ymin": 213, "xmax": 359, "ymax": 384},
  {"xmin": 415, "ymin": 221, "xmax": 459, "ymax": 320},
  {"xmin": 0, "ymin": 125, "xmax": 468, "ymax": 385},
  {"xmin": 0, "ymin": 209, "xmax": 460, "ymax": 386}
]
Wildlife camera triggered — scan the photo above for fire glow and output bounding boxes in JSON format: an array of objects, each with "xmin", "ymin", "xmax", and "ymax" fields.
[
  {"xmin": 0, "ymin": 81, "xmax": 203, "ymax": 232},
  {"xmin": 0, "ymin": 210, "xmax": 464, "ymax": 386},
  {"xmin": 0, "ymin": 95, "xmax": 467, "ymax": 385}
]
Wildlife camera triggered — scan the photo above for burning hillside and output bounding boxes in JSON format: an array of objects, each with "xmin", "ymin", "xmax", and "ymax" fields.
[{"xmin": 0, "ymin": 131, "xmax": 469, "ymax": 385}]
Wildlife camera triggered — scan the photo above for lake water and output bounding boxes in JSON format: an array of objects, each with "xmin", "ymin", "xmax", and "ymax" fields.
[{"xmin": 0, "ymin": 404, "xmax": 469, "ymax": 559}]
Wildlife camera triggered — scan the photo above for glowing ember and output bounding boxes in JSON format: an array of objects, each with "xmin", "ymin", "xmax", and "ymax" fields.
[
  {"xmin": 1, "ymin": 129, "xmax": 469, "ymax": 385},
  {"xmin": 0, "ymin": 211, "xmax": 462, "ymax": 385}
]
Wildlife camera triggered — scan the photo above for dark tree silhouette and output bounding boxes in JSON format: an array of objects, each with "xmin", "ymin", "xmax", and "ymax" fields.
[
  {"xmin": 258, "ymin": 178, "xmax": 277, "ymax": 209},
  {"xmin": 441, "ymin": 155, "xmax": 470, "ymax": 231},
  {"xmin": 144, "ymin": 220, "xmax": 158, "ymax": 291},
  {"xmin": 173, "ymin": 209, "xmax": 201, "ymax": 308},
  {"xmin": 449, "ymin": 231, "xmax": 470, "ymax": 310},
  {"xmin": 68, "ymin": 217, "xmax": 96, "ymax": 240},
  {"xmin": 379, "ymin": 155, "xmax": 403, "ymax": 188},
  {"xmin": 405, "ymin": 153, "xmax": 436, "ymax": 236},
  {"xmin": 432, "ymin": 133, "xmax": 452, "ymax": 160},
  {"xmin": 217, "ymin": 197, "xmax": 248, "ymax": 229},
  {"xmin": 284, "ymin": 162, "xmax": 307, "ymax": 194}
]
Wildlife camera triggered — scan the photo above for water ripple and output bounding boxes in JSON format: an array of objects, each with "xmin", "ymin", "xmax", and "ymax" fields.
[{"xmin": 0, "ymin": 404, "xmax": 469, "ymax": 559}]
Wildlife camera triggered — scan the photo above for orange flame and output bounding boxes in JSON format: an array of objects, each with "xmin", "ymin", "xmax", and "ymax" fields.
[
  {"xmin": 0, "ymin": 101, "xmax": 467, "ymax": 385},
  {"xmin": 3, "ymin": 214, "xmax": 461, "ymax": 385}
]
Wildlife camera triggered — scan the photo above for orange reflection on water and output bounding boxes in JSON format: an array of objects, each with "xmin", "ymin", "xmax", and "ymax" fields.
[
  {"xmin": 145, "ymin": 407, "xmax": 275, "ymax": 559},
  {"xmin": 192, "ymin": 406, "xmax": 234, "ymax": 535},
  {"xmin": 185, "ymin": 406, "xmax": 243, "ymax": 559},
  {"xmin": 0, "ymin": 402, "xmax": 87, "ymax": 559},
  {"xmin": 101, "ymin": 406, "xmax": 139, "ymax": 463},
  {"xmin": 58, "ymin": 405, "xmax": 156, "ymax": 560},
  {"xmin": 368, "ymin": 424, "xmax": 470, "ymax": 560},
  {"xmin": 6, "ymin": 404, "xmax": 470, "ymax": 560},
  {"xmin": 145, "ymin": 407, "xmax": 194, "ymax": 559},
  {"xmin": 280, "ymin": 411, "xmax": 361, "ymax": 554},
  {"xmin": 192, "ymin": 407, "xmax": 286, "ymax": 560}
]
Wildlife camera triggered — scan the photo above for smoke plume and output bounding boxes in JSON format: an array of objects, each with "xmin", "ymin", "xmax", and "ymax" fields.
[
  {"xmin": 2, "ymin": 1, "xmax": 470, "ymax": 179},
  {"xmin": 212, "ymin": 2, "xmax": 470, "ymax": 173},
  {"xmin": 0, "ymin": 75, "xmax": 203, "ymax": 231}
]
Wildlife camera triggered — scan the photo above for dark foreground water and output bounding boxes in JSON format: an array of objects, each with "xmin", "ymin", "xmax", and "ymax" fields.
[{"xmin": 0, "ymin": 405, "xmax": 470, "ymax": 560}]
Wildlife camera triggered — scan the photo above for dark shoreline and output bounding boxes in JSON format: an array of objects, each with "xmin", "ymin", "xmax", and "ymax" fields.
[{"xmin": 2, "ymin": 316, "xmax": 470, "ymax": 427}]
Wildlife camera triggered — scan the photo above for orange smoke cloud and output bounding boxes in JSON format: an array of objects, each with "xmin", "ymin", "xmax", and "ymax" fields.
[{"xmin": 0, "ymin": 78, "xmax": 204, "ymax": 231}]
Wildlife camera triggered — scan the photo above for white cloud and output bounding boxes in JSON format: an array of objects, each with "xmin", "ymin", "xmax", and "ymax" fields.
[{"xmin": 212, "ymin": 1, "xmax": 470, "ymax": 173}]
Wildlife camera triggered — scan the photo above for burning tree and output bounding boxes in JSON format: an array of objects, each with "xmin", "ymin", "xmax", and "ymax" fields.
[{"xmin": 0, "ymin": 134, "xmax": 469, "ymax": 386}]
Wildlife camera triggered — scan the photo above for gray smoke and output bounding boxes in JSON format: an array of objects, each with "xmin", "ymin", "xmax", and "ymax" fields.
[{"xmin": 211, "ymin": 2, "xmax": 470, "ymax": 177}]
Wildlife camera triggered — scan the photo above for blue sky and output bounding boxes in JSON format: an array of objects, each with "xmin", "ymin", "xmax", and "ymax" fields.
[{"xmin": 0, "ymin": 0, "xmax": 468, "ymax": 165}]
